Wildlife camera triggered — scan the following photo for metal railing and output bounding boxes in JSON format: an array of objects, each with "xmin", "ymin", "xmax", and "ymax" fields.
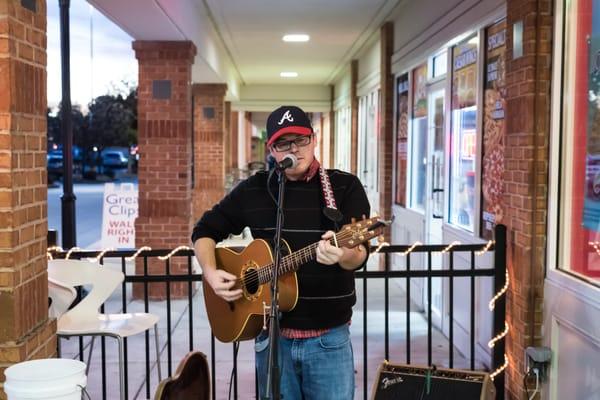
[{"xmin": 49, "ymin": 225, "xmax": 506, "ymax": 400}]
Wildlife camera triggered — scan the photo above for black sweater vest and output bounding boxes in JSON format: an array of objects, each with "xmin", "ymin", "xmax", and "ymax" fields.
[{"xmin": 192, "ymin": 169, "xmax": 370, "ymax": 330}]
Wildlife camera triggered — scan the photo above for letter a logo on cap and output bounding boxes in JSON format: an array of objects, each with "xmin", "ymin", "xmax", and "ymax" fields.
[{"xmin": 277, "ymin": 110, "xmax": 294, "ymax": 125}]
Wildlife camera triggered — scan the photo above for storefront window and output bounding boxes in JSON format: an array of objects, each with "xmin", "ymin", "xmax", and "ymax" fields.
[
  {"xmin": 449, "ymin": 36, "xmax": 478, "ymax": 231},
  {"xmin": 395, "ymin": 74, "xmax": 409, "ymax": 206},
  {"xmin": 559, "ymin": 0, "xmax": 600, "ymax": 284},
  {"xmin": 409, "ymin": 64, "xmax": 428, "ymax": 211}
]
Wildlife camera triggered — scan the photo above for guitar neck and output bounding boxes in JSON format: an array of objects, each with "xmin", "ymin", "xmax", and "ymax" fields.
[
  {"xmin": 258, "ymin": 242, "xmax": 319, "ymax": 285},
  {"xmin": 257, "ymin": 228, "xmax": 365, "ymax": 285}
]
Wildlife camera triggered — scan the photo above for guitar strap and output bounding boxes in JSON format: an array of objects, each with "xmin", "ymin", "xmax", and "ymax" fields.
[{"xmin": 318, "ymin": 167, "xmax": 343, "ymax": 228}]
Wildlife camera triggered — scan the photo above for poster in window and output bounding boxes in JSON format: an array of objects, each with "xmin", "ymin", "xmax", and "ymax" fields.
[
  {"xmin": 413, "ymin": 63, "xmax": 428, "ymax": 118},
  {"xmin": 584, "ymin": 4, "xmax": 600, "ymax": 234},
  {"xmin": 395, "ymin": 74, "xmax": 409, "ymax": 205},
  {"xmin": 452, "ymin": 38, "xmax": 478, "ymax": 110},
  {"xmin": 481, "ymin": 21, "xmax": 507, "ymax": 239}
]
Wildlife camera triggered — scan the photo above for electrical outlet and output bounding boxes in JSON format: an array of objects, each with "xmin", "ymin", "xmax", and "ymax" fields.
[{"xmin": 525, "ymin": 346, "xmax": 552, "ymax": 382}]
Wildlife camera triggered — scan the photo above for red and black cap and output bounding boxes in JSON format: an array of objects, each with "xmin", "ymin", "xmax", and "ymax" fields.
[{"xmin": 266, "ymin": 105, "xmax": 313, "ymax": 146}]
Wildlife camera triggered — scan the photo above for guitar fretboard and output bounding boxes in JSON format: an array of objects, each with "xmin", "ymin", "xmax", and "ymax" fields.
[{"xmin": 256, "ymin": 232, "xmax": 359, "ymax": 285}]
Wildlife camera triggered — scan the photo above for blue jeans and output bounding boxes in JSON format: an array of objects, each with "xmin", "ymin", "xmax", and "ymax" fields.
[{"xmin": 255, "ymin": 324, "xmax": 354, "ymax": 400}]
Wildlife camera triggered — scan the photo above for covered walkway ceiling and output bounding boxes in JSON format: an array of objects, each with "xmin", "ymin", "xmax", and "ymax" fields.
[{"xmin": 87, "ymin": 0, "xmax": 405, "ymax": 99}]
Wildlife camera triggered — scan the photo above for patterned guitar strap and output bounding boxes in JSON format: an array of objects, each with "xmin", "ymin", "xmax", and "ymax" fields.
[{"xmin": 318, "ymin": 167, "xmax": 343, "ymax": 232}]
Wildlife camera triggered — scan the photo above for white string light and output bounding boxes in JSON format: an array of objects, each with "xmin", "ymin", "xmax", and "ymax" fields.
[
  {"xmin": 125, "ymin": 246, "xmax": 152, "ymax": 261},
  {"xmin": 476, "ymin": 240, "xmax": 494, "ymax": 256},
  {"xmin": 65, "ymin": 247, "xmax": 82, "ymax": 259},
  {"xmin": 441, "ymin": 240, "xmax": 461, "ymax": 253},
  {"xmin": 47, "ymin": 245, "xmax": 64, "ymax": 260},
  {"xmin": 489, "ymin": 270, "xmax": 509, "ymax": 311},
  {"xmin": 488, "ymin": 321, "xmax": 509, "ymax": 349},
  {"xmin": 373, "ymin": 241, "xmax": 389, "ymax": 254},
  {"xmin": 488, "ymin": 267, "xmax": 509, "ymax": 382},
  {"xmin": 490, "ymin": 354, "xmax": 509, "ymax": 381},
  {"xmin": 89, "ymin": 248, "xmax": 115, "ymax": 262},
  {"xmin": 400, "ymin": 241, "xmax": 422, "ymax": 256},
  {"xmin": 158, "ymin": 245, "xmax": 193, "ymax": 261}
]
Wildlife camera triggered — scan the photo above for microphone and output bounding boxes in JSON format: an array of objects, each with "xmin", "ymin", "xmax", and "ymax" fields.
[{"xmin": 275, "ymin": 154, "xmax": 298, "ymax": 170}]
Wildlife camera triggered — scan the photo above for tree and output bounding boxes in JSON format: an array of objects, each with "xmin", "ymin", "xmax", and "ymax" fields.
[
  {"xmin": 87, "ymin": 89, "xmax": 137, "ymax": 151},
  {"xmin": 46, "ymin": 85, "xmax": 138, "ymax": 178}
]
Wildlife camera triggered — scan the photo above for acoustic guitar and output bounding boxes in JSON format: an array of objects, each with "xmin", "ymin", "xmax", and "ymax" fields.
[
  {"xmin": 203, "ymin": 216, "xmax": 388, "ymax": 343},
  {"xmin": 154, "ymin": 351, "xmax": 210, "ymax": 400}
]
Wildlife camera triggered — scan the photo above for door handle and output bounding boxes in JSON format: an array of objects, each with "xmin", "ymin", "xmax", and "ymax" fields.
[{"xmin": 432, "ymin": 188, "xmax": 443, "ymax": 218}]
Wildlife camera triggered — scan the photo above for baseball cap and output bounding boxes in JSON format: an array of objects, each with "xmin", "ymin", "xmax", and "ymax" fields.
[{"xmin": 266, "ymin": 105, "xmax": 313, "ymax": 146}]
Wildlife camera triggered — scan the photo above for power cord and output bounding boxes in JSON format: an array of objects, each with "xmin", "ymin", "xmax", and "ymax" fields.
[
  {"xmin": 523, "ymin": 367, "xmax": 540, "ymax": 400},
  {"xmin": 419, "ymin": 365, "xmax": 436, "ymax": 400}
]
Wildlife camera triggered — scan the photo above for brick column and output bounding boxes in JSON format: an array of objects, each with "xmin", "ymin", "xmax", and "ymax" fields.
[
  {"xmin": 0, "ymin": 1, "xmax": 56, "ymax": 397},
  {"xmin": 350, "ymin": 59, "xmax": 358, "ymax": 175},
  {"xmin": 378, "ymin": 22, "xmax": 394, "ymax": 237},
  {"xmin": 224, "ymin": 101, "xmax": 232, "ymax": 172},
  {"xmin": 191, "ymin": 84, "xmax": 227, "ymax": 222},
  {"xmin": 231, "ymin": 110, "xmax": 239, "ymax": 170},
  {"xmin": 504, "ymin": 1, "xmax": 552, "ymax": 399},
  {"xmin": 244, "ymin": 111, "xmax": 252, "ymax": 167},
  {"xmin": 133, "ymin": 41, "xmax": 196, "ymax": 299}
]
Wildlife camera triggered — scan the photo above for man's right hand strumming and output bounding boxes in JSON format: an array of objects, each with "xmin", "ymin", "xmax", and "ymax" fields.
[
  {"xmin": 194, "ymin": 237, "xmax": 243, "ymax": 302},
  {"xmin": 203, "ymin": 268, "xmax": 243, "ymax": 302}
]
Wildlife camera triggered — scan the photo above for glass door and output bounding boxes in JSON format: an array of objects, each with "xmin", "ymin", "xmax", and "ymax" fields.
[
  {"xmin": 426, "ymin": 83, "xmax": 446, "ymax": 326},
  {"xmin": 358, "ymin": 90, "xmax": 380, "ymax": 214}
]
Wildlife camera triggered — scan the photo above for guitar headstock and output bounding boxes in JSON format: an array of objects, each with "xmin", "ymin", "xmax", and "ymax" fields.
[{"xmin": 335, "ymin": 216, "xmax": 392, "ymax": 249}]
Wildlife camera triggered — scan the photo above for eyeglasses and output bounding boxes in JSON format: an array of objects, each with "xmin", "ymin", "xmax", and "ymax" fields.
[{"xmin": 271, "ymin": 135, "xmax": 312, "ymax": 152}]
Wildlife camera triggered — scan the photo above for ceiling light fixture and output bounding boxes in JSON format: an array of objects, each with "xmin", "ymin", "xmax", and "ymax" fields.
[
  {"xmin": 280, "ymin": 72, "xmax": 298, "ymax": 78},
  {"xmin": 282, "ymin": 34, "xmax": 310, "ymax": 42}
]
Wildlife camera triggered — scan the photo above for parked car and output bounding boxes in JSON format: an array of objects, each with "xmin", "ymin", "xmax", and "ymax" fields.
[
  {"xmin": 101, "ymin": 150, "xmax": 129, "ymax": 168},
  {"xmin": 101, "ymin": 150, "xmax": 129, "ymax": 178},
  {"xmin": 47, "ymin": 153, "xmax": 63, "ymax": 183}
]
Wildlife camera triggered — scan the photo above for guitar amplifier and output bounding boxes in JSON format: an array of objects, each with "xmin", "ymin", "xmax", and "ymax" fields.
[{"xmin": 371, "ymin": 362, "xmax": 496, "ymax": 400}]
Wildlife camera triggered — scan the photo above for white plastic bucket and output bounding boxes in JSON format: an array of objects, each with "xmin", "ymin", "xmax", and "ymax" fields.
[{"xmin": 4, "ymin": 359, "xmax": 87, "ymax": 400}]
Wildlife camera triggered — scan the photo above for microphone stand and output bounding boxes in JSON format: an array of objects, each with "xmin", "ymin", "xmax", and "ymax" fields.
[{"xmin": 263, "ymin": 167, "xmax": 287, "ymax": 400}]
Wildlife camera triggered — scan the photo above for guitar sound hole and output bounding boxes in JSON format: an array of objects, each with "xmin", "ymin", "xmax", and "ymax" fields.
[{"xmin": 243, "ymin": 268, "xmax": 259, "ymax": 295}]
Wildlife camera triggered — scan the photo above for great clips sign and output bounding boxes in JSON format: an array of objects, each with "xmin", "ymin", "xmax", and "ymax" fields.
[{"xmin": 101, "ymin": 183, "xmax": 138, "ymax": 249}]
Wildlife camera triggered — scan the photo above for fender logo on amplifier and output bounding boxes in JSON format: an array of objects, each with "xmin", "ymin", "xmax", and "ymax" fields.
[{"xmin": 380, "ymin": 375, "xmax": 404, "ymax": 390}]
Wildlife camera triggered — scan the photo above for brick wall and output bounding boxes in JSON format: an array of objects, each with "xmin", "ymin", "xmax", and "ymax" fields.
[
  {"xmin": 224, "ymin": 101, "xmax": 232, "ymax": 171},
  {"xmin": 0, "ymin": 1, "xmax": 56, "ymax": 398},
  {"xmin": 378, "ymin": 22, "xmax": 394, "ymax": 238},
  {"xmin": 191, "ymin": 83, "xmax": 227, "ymax": 223},
  {"xmin": 231, "ymin": 110, "xmax": 239, "ymax": 169},
  {"xmin": 244, "ymin": 112, "xmax": 252, "ymax": 166},
  {"xmin": 504, "ymin": 1, "xmax": 552, "ymax": 398},
  {"xmin": 133, "ymin": 41, "xmax": 196, "ymax": 298}
]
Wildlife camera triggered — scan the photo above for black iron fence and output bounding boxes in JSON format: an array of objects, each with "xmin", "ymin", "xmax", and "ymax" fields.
[{"xmin": 49, "ymin": 225, "xmax": 506, "ymax": 400}]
